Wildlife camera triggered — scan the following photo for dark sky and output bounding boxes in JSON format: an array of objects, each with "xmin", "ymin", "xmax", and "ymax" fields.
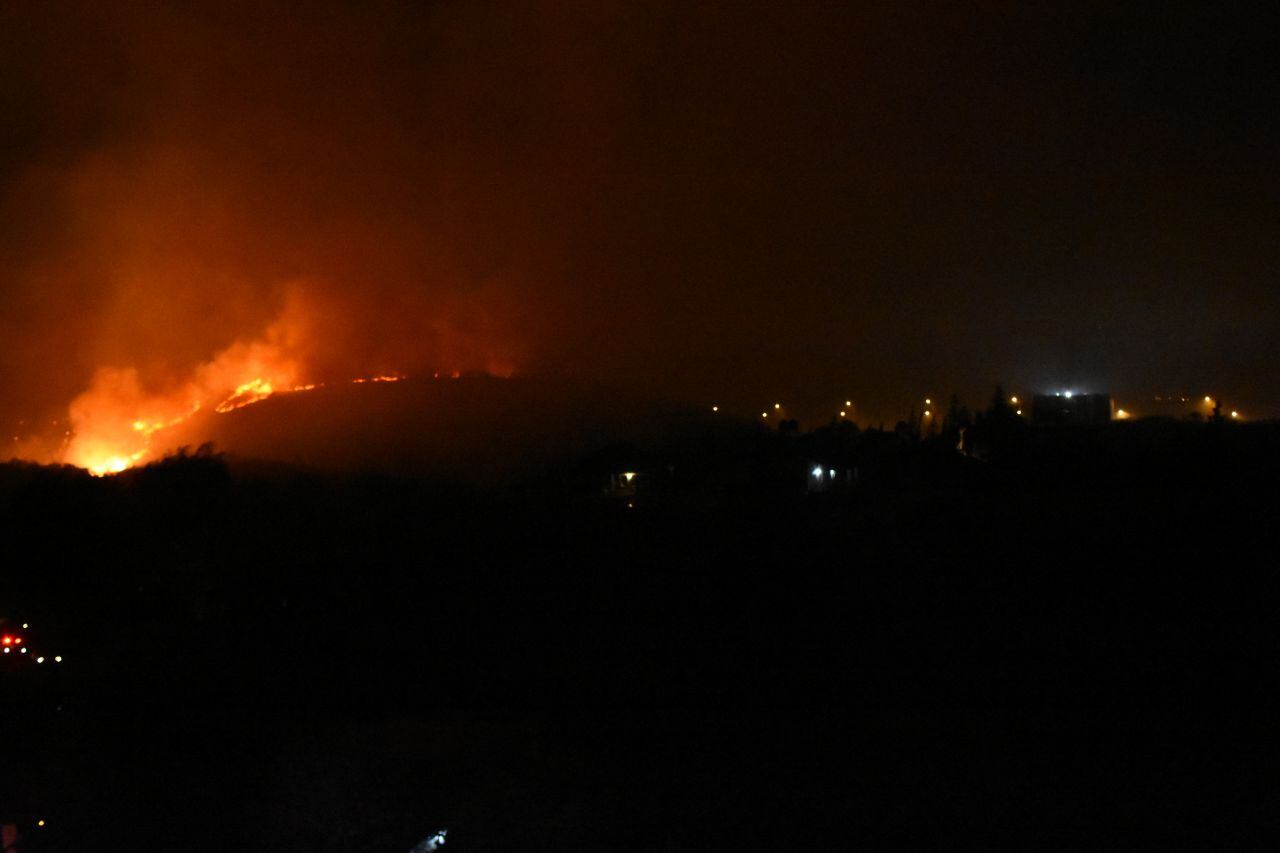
[{"xmin": 2, "ymin": 0, "xmax": 1277, "ymax": 429}]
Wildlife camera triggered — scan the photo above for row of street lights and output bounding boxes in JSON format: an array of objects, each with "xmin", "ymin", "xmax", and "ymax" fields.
[
  {"xmin": 708, "ymin": 401, "xmax": 856, "ymax": 419},
  {"xmin": 714, "ymin": 392, "xmax": 1245, "ymax": 424}
]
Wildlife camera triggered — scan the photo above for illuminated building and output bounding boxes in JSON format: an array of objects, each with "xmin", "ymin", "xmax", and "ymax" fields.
[{"xmin": 1031, "ymin": 393, "xmax": 1115, "ymax": 426}]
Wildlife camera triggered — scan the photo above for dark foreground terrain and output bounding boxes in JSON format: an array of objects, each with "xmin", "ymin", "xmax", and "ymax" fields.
[{"xmin": 2, "ymin": 417, "xmax": 1279, "ymax": 850}]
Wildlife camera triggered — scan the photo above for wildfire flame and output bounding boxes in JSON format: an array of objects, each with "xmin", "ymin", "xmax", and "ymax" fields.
[
  {"xmin": 61, "ymin": 330, "xmax": 308, "ymax": 475},
  {"xmin": 41, "ymin": 293, "xmax": 513, "ymax": 476},
  {"xmin": 59, "ymin": 360, "xmax": 454, "ymax": 474},
  {"xmin": 63, "ymin": 371, "xmax": 408, "ymax": 475},
  {"xmin": 215, "ymin": 379, "xmax": 279, "ymax": 413}
]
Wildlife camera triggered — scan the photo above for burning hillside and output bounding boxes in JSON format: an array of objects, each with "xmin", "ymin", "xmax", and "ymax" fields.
[
  {"xmin": 140, "ymin": 374, "xmax": 719, "ymax": 485},
  {"xmin": 15, "ymin": 297, "xmax": 701, "ymax": 484},
  {"xmin": 10, "ymin": 287, "xmax": 514, "ymax": 476},
  {"xmin": 64, "ymin": 348, "xmax": 300, "ymax": 476}
]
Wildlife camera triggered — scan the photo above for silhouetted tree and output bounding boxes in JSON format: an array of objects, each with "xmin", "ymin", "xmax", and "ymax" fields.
[
  {"xmin": 987, "ymin": 384, "xmax": 1014, "ymax": 420},
  {"xmin": 968, "ymin": 384, "xmax": 1026, "ymax": 461},
  {"xmin": 942, "ymin": 394, "xmax": 972, "ymax": 451}
]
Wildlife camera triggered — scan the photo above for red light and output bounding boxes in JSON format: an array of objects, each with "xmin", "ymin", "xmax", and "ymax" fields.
[
  {"xmin": 13, "ymin": 637, "xmax": 22, "ymax": 645},
  {"xmin": 1, "ymin": 636, "xmax": 11, "ymax": 645}
]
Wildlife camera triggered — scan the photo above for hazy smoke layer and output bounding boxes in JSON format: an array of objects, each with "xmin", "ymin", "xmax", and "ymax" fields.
[
  {"xmin": 1, "ymin": 2, "xmax": 566, "ymax": 451},
  {"xmin": 3, "ymin": 1, "xmax": 1278, "ymax": 454}
]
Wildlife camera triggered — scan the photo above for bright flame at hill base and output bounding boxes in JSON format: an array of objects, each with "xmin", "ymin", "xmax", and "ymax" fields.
[
  {"xmin": 68, "ymin": 371, "xmax": 443, "ymax": 475},
  {"xmin": 48, "ymin": 300, "xmax": 502, "ymax": 475}
]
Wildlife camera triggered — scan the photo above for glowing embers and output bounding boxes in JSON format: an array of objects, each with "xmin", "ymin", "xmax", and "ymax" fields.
[
  {"xmin": 215, "ymin": 378, "xmax": 278, "ymax": 412},
  {"xmin": 131, "ymin": 403, "xmax": 202, "ymax": 437},
  {"xmin": 215, "ymin": 374, "xmax": 333, "ymax": 412}
]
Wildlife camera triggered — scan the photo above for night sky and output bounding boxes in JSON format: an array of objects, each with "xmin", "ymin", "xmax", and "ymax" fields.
[{"xmin": 2, "ymin": 1, "xmax": 1276, "ymax": 431}]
